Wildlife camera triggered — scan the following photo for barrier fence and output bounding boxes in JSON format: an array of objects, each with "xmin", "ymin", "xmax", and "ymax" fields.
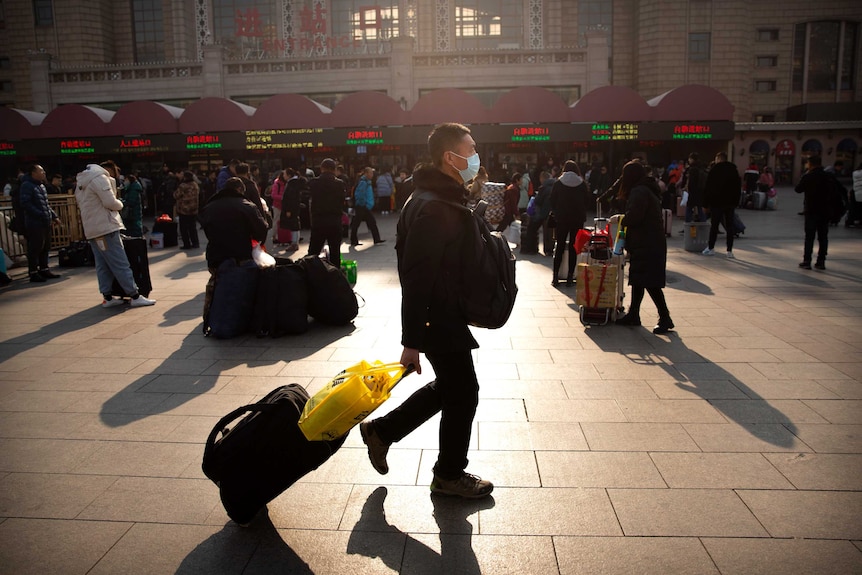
[{"xmin": 0, "ymin": 196, "xmax": 87, "ymax": 263}]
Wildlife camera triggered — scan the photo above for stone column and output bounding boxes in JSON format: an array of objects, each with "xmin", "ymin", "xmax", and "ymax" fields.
[
  {"xmin": 29, "ymin": 51, "xmax": 53, "ymax": 113},
  {"xmin": 390, "ymin": 36, "xmax": 415, "ymax": 110},
  {"xmin": 585, "ymin": 30, "xmax": 610, "ymax": 93},
  {"xmin": 201, "ymin": 44, "xmax": 225, "ymax": 98}
]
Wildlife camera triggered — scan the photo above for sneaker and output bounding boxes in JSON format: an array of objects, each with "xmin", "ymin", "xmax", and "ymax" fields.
[
  {"xmin": 130, "ymin": 295, "xmax": 156, "ymax": 307},
  {"xmin": 374, "ymin": 239, "xmax": 387, "ymax": 245},
  {"xmin": 360, "ymin": 421, "xmax": 390, "ymax": 475},
  {"xmin": 39, "ymin": 270, "xmax": 61, "ymax": 279},
  {"xmin": 653, "ymin": 319, "xmax": 675, "ymax": 334},
  {"xmin": 814, "ymin": 262, "xmax": 826, "ymax": 270},
  {"xmin": 101, "ymin": 297, "xmax": 125, "ymax": 308},
  {"xmin": 615, "ymin": 313, "xmax": 641, "ymax": 326},
  {"xmin": 798, "ymin": 262, "xmax": 812, "ymax": 270},
  {"xmin": 29, "ymin": 273, "xmax": 47, "ymax": 283},
  {"xmin": 430, "ymin": 472, "xmax": 494, "ymax": 499},
  {"xmin": 702, "ymin": 248, "xmax": 716, "ymax": 256},
  {"xmin": 726, "ymin": 251, "xmax": 735, "ymax": 259}
]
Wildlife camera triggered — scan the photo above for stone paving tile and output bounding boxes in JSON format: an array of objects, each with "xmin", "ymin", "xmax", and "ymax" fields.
[
  {"xmin": 479, "ymin": 488, "xmax": 622, "ymax": 536},
  {"xmin": 525, "ymin": 398, "xmax": 626, "ymax": 422},
  {"xmin": 258, "ymin": 482, "xmax": 355, "ymax": 530},
  {"xmin": 301, "ymin": 447, "xmax": 423, "ymax": 487},
  {"xmin": 802, "ymin": 399, "xmax": 862, "ymax": 424},
  {"xmin": 789, "ymin": 423, "xmax": 862, "ymax": 453},
  {"xmin": 71, "ymin": 440, "xmax": 203, "ymax": 477},
  {"xmin": 554, "ymin": 536, "xmax": 719, "ymax": 575},
  {"xmin": 404, "ymin": 533, "xmax": 559, "ymax": 575},
  {"xmin": 0, "ymin": 472, "xmax": 118, "ymax": 519},
  {"xmin": 708, "ymin": 398, "xmax": 829, "ymax": 424},
  {"xmin": 66, "ymin": 390, "xmax": 174, "ymax": 414},
  {"xmin": 702, "ymin": 538, "xmax": 862, "ymax": 575},
  {"xmin": 73, "ymin": 413, "xmax": 187, "ymax": 442},
  {"xmin": 77, "ymin": 476, "xmax": 219, "ymax": 524},
  {"xmin": 342, "ymin": 485, "xmax": 477, "ymax": 535},
  {"xmin": 418, "ymin": 449, "xmax": 541, "ymax": 488},
  {"xmin": 134, "ymin": 374, "xmax": 233, "ymax": 395},
  {"xmin": 750, "ymin": 361, "xmax": 853, "ymax": 380},
  {"xmin": 87, "ymin": 522, "xmax": 258, "ymax": 575},
  {"xmin": 0, "ymin": 411, "xmax": 90, "ymax": 439},
  {"xmin": 536, "ymin": 451, "xmax": 666, "ymax": 488},
  {"xmin": 478, "ymin": 379, "xmax": 567, "ymax": 400},
  {"xmin": 608, "ymin": 488, "xmax": 768, "ymax": 537},
  {"xmin": 727, "ymin": 379, "xmax": 841, "ymax": 400},
  {"xmin": 477, "ymin": 421, "xmax": 589, "ymax": 451},
  {"xmin": 59, "ymin": 357, "xmax": 150, "ymax": 374},
  {"xmin": 737, "ymin": 490, "xmax": 862, "ymax": 539},
  {"xmin": 562, "ymin": 379, "xmax": 658, "ymax": 399},
  {"xmin": 474, "ymin": 398, "xmax": 526, "ymax": 422},
  {"xmin": 764, "ymin": 453, "xmax": 862, "ymax": 490},
  {"xmin": 0, "ymin": 518, "xmax": 132, "ymax": 575},
  {"xmin": 646, "ymin": 379, "xmax": 749, "ymax": 399},
  {"xmin": 650, "ymin": 452, "xmax": 795, "ymax": 489},
  {"xmin": 617, "ymin": 398, "xmax": 727, "ymax": 423},
  {"xmin": 0, "ymin": 389, "xmax": 97, "ymax": 412},
  {"xmin": 581, "ymin": 422, "xmax": 701, "ymax": 452},
  {"xmin": 152, "ymin": 392, "xmax": 258, "ymax": 417},
  {"xmin": 683, "ymin": 422, "xmax": 811, "ymax": 452},
  {"xmin": 21, "ymin": 372, "xmax": 159, "ymax": 393},
  {"xmin": 510, "ymin": 337, "xmax": 584, "ymax": 350},
  {"xmin": 0, "ymin": 438, "xmax": 101, "ymax": 474}
]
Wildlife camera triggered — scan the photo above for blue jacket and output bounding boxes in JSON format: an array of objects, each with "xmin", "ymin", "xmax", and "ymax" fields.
[
  {"xmin": 354, "ymin": 176, "xmax": 375, "ymax": 209},
  {"xmin": 19, "ymin": 175, "xmax": 57, "ymax": 227}
]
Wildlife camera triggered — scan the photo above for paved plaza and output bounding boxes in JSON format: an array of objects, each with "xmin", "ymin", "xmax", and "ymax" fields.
[{"xmin": 1, "ymin": 194, "xmax": 861, "ymax": 574}]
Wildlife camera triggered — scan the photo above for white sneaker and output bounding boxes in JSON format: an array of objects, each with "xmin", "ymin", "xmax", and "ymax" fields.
[
  {"xmin": 130, "ymin": 295, "xmax": 156, "ymax": 307},
  {"xmin": 702, "ymin": 248, "xmax": 716, "ymax": 256},
  {"xmin": 726, "ymin": 251, "xmax": 735, "ymax": 259},
  {"xmin": 101, "ymin": 298, "xmax": 125, "ymax": 309}
]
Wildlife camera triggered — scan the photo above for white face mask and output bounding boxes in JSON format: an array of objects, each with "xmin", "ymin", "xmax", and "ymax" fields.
[{"xmin": 450, "ymin": 151, "xmax": 481, "ymax": 183}]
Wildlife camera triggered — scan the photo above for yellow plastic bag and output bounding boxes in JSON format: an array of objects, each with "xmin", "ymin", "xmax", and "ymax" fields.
[{"xmin": 298, "ymin": 360, "xmax": 411, "ymax": 441}]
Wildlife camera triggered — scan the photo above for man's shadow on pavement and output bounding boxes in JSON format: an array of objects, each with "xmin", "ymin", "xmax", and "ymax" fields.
[
  {"xmin": 585, "ymin": 329, "xmax": 800, "ymax": 448},
  {"xmin": 99, "ymin": 297, "xmax": 355, "ymax": 427},
  {"xmin": 175, "ymin": 510, "xmax": 313, "ymax": 575},
  {"xmin": 347, "ymin": 486, "xmax": 495, "ymax": 575}
]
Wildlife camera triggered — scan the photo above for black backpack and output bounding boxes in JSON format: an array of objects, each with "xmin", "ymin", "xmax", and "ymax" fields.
[
  {"xmin": 298, "ymin": 255, "xmax": 358, "ymax": 325},
  {"xmin": 827, "ymin": 174, "xmax": 849, "ymax": 224},
  {"xmin": 413, "ymin": 192, "xmax": 518, "ymax": 329}
]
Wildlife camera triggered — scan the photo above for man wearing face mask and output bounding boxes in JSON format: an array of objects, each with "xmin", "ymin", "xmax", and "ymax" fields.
[{"xmin": 359, "ymin": 123, "xmax": 493, "ymax": 500}]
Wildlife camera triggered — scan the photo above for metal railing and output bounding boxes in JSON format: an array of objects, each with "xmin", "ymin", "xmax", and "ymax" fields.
[{"xmin": 0, "ymin": 196, "xmax": 87, "ymax": 262}]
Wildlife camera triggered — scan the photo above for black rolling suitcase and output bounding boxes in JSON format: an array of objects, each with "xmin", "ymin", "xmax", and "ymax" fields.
[
  {"xmin": 59, "ymin": 241, "xmax": 95, "ymax": 267},
  {"xmin": 112, "ymin": 236, "xmax": 152, "ymax": 297},
  {"xmin": 251, "ymin": 258, "xmax": 309, "ymax": 337},
  {"xmin": 202, "ymin": 384, "xmax": 347, "ymax": 525},
  {"xmin": 152, "ymin": 219, "xmax": 178, "ymax": 247}
]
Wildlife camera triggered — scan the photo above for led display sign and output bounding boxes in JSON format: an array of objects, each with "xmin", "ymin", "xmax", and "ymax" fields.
[
  {"xmin": 245, "ymin": 129, "xmax": 324, "ymax": 150},
  {"xmin": 60, "ymin": 139, "xmax": 95, "ymax": 154},
  {"xmin": 186, "ymin": 134, "xmax": 222, "ymax": 150},
  {"xmin": 346, "ymin": 130, "xmax": 383, "ymax": 145},
  {"xmin": 611, "ymin": 123, "xmax": 639, "ymax": 140},
  {"xmin": 671, "ymin": 124, "xmax": 713, "ymax": 140},
  {"xmin": 113, "ymin": 137, "xmax": 170, "ymax": 153},
  {"xmin": 511, "ymin": 127, "xmax": 550, "ymax": 142},
  {"xmin": 591, "ymin": 123, "xmax": 611, "ymax": 141},
  {"xmin": 0, "ymin": 142, "xmax": 16, "ymax": 156}
]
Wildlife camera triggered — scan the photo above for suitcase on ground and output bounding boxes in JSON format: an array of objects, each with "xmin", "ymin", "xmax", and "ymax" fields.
[
  {"xmin": 732, "ymin": 212, "xmax": 746, "ymax": 236},
  {"xmin": 251, "ymin": 259, "xmax": 309, "ymax": 337},
  {"xmin": 205, "ymin": 259, "xmax": 259, "ymax": 338},
  {"xmin": 152, "ymin": 220, "xmax": 178, "ymax": 247},
  {"xmin": 276, "ymin": 224, "xmax": 293, "ymax": 244},
  {"xmin": 202, "ymin": 384, "xmax": 347, "ymax": 525},
  {"xmin": 662, "ymin": 209, "xmax": 674, "ymax": 236},
  {"xmin": 112, "ymin": 236, "xmax": 152, "ymax": 297},
  {"xmin": 298, "ymin": 255, "xmax": 358, "ymax": 325},
  {"xmin": 58, "ymin": 241, "xmax": 95, "ymax": 267},
  {"xmin": 752, "ymin": 191, "xmax": 767, "ymax": 210}
]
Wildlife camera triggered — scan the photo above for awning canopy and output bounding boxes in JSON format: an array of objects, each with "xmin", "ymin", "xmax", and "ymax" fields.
[
  {"xmin": 490, "ymin": 87, "xmax": 570, "ymax": 124},
  {"xmin": 39, "ymin": 104, "xmax": 115, "ymax": 138},
  {"xmin": 648, "ymin": 84, "xmax": 734, "ymax": 121},
  {"xmin": 570, "ymin": 85, "xmax": 652, "ymax": 122},
  {"xmin": 178, "ymin": 97, "xmax": 255, "ymax": 133},
  {"xmin": 0, "ymin": 108, "xmax": 45, "ymax": 140},
  {"xmin": 250, "ymin": 94, "xmax": 331, "ymax": 129},
  {"xmin": 329, "ymin": 91, "xmax": 407, "ymax": 127},
  {"xmin": 409, "ymin": 88, "xmax": 489, "ymax": 126},
  {"xmin": 107, "ymin": 101, "xmax": 183, "ymax": 136}
]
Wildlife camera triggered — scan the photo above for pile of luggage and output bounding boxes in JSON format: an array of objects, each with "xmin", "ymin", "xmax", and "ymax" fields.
[{"xmin": 204, "ymin": 255, "xmax": 358, "ymax": 338}]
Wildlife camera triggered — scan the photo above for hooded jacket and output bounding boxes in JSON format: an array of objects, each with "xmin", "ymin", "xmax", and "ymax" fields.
[
  {"xmin": 396, "ymin": 165, "xmax": 477, "ymax": 353},
  {"xmin": 623, "ymin": 178, "xmax": 667, "ymax": 289},
  {"xmin": 198, "ymin": 186, "xmax": 269, "ymax": 268},
  {"xmin": 703, "ymin": 161, "xmax": 742, "ymax": 209},
  {"xmin": 75, "ymin": 164, "xmax": 125, "ymax": 239},
  {"xmin": 19, "ymin": 174, "xmax": 57, "ymax": 227},
  {"xmin": 549, "ymin": 171, "xmax": 591, "ymax": 227}
]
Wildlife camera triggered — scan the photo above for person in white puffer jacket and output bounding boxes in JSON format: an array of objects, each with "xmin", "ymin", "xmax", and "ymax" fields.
[
  {"xmin": 75, "ymin": 161, "xmax": 155, "ymax": 308},
  {"xmin": 849, "ymin": 163, "xmax": 862, "ymax": 227}
]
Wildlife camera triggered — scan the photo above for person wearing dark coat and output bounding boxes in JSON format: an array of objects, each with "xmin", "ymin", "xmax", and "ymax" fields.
[
  {"xmin": 497, "ymin": 173, "xmax": 521, "ymax": 233},
  {"xmin": 702, "ymin": 152, "xmax": 742, "ymax": 257},
  {"xmin": 307, "ymin": 158, "xmax": 347, "ymax": 269},
  {"xmin": 795, "ymin": 155, "xmax": 836, "ymax": 270},
  {"xmin": 359, "ymin": 122, "xmax": 493, "ymax": 500},
  {"xmin": 19, "ymin": 164, "xmax": 61, "ymax": 282},
  {"xmin": 549, "ymin": 160, "xmax": 591, "ymax": 286},
  {"xmin": 522, "ymin": 171, "xmax": 555, "ymax": 255},
  {"xmin": 680, "ymin": 153, "xmax": 706, "ymax": 225},
  {"xmin": 615, "ymin": 161, "xmax": 674, "ymax": 334},
  {"xmin": 281, "ymin": 169, "xmax": 305, "ymax": 251}
]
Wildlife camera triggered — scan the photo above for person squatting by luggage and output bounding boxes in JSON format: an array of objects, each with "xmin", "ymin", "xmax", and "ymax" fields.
[
  {"xmin": 75, "ymin": 161, "xmax": 156, "ymax": 308},
  {"xmin": 359, "ymin": 122, "xmax": 494, "ymax": 499},
  {"xmin": 613, "ymin": 161, "xmax": 675, "ymax": 334}
]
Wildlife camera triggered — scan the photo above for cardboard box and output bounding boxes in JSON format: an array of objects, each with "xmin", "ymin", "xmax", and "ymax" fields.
[{"xmin": 575, "ymin": 262, "xmax": 618, "ymax": 308}]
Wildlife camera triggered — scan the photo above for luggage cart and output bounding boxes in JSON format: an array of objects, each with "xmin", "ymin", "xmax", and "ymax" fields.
[{"xmin": 576, "ymin": 200, "xmax": 625, "ymax": 325}]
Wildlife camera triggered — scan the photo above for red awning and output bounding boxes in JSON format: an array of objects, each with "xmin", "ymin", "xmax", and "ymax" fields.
[
  {"xmin": 329, "ymin": 91, "xmax": 407, "ymax": 127},
  {"xmin": 39, "ymin": 104, "xmax": 115, "ymax": 138},
  {"xmin": 648, "ymin": 84, "xmax": 734, "ymax": 121},
  {"xmin": 250, "ymin": 94, "xmax": 331, "ymax": 129},
  {"xmin": 570, "ymin": 85, "xmax": 652, "ymax": 122},
  {"xmin": 178, "ymin": 97, "xmax": 255, "ymax": 133},
  {"xmin": 0, "ymin": 108, "xmax": 44, "ymax": 140},
  {"xmin": 107, "ymin": 101, "xmax": 183, "ymax": 136},
  {"xmin": 489, "ymin": 87, "xmax": 570, "ymax": 124},
  {"xmin": 409, "ymin": 88, "xmax": 489, "ymax": 126}
]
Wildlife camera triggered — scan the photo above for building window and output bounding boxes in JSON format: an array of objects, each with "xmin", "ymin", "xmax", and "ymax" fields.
[
  {"xmin": 753, "ymin": 114, "xmax": 776, "ymax": 122},
  {"xmin": 792, "ymin": 20, "xmax": 859, "ymax": 92},
  {"xmin": 132, "ymin": 0, "xmax": 164, "ymax": 63},
  {"xmin": 456, "ymin": 5, "xmax": 501, "ymax": 37},
  {"xmin": 755, "ymin": 80, "xmax": 777, "ymax": 92},
  {"xmin": 350, "ymin": 6, "xmax": 399, "ymax": 41},
  {"xmin": 33, "ymin": 0, "xmax": 53, "ymax": 26},
  {"xmin": 757, "ymin": 28, "xmax": 779, "ymax": 41},
  {"xmin": 756, "ymin": 55, "xmax": 777, "ymax": 67},
  {"xmin": 578, "ymin": 0, "xmax": 613, "ymax": 48},
  {"xmin": 212, "ymin": 0, "xmax": 277, "ymax": 57},
  {"xmin": 329, "ymin": 2, "xmax": 401, "ymax": 53},
  {"xmin": 689, "ymin": 32, "xmax": 710, "ymax": 61},
  {"xmin": 453, "ymin": 0, "xmax": 522, "ymax": 50}
]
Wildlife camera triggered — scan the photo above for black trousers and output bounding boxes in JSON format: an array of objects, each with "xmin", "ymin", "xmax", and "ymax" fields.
[
  {"xmin": 178, "ymin": 214, "xmax": 199, "ymax": 248},
  {"xmin": 307, "ymin": 221, "xmax": 342, "ymax": 269},
  {"xmin": 628, "ymin": 285, "xmax": 671, "ymax": 322},
  {"xmin": 26, "ymin": 224, "xmax": 51, "ymax": 274},
  {"xmin": 708, "ymin": 207, "xmax": 735, "ymax": 252},
  {"xmin": 553, "ymin": 222, "xmax": 581, "ymax": 280},
  {"xmin": 374, "ymin": 350, "xmax": 479, "ymax": 480},
  {"xmin": 803, "ymin": 214, "xmax": 829, "ymax": 264},
  {"xmin": 350, "ymin": 206, "xmax": 381, "ymax": 244}
]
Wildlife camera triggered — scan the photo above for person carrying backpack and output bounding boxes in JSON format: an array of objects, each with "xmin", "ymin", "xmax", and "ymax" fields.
[{"xmin": 359, "ymin": 122, "xmax": 494, "ymax": 500}]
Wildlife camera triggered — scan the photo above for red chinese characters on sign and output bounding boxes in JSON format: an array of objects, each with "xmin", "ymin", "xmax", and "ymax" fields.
[
  {"xmin": 347, "ymin": 130, "xmax": 383, "ymax": 140},
  {"xmin": 512, "ymin": 127, "xmax": 549, "ymax": 137},
  {"xmin": 299, "ymin": 4, "xmax": 328, "ymax": 34},
  {"xmin": 60, "ymin": 140, "xmax": 92, "ymax": 149},
  {"xmin": 120, "ymin": 138, "xmax": 152, "ymax": 148},
  {"xmin": 235, "ymin": 8, "xmax": 263, "ymax": 38},
  {"xmin": 0, "ymin": 142, "xmax": 14, "ymax": 150},
  {"xmin": 673, "ymin": 124, "xmax": 711, "ymax": 134},
  {"xmin": 776, "ymin": 140, "xmax": 795, "ymax": 156},
  {"xmin": 186, "ymin": 135, "xmax": 220, "ymax": 145}
]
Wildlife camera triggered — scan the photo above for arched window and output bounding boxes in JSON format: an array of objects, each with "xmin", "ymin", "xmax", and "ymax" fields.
[
  {"xmin": 836, "ymin": 138, "xmax": 858, "ymax": 175},
  {"xmin": 749, "ymin": 139, "xmax": 770, "ymax": 168},
  {"xmin": 801, "ymin": 139, "xmax": 822, "ymax": 155}
]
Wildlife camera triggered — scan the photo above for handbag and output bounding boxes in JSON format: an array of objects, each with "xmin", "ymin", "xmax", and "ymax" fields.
[{"xmin": 298, "ymin": 361, "xmax": 412, "ymax": 441}]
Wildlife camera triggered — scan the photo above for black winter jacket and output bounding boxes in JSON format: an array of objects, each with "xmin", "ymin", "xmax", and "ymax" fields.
[
  {"xmin": 795, "ymin": 166, "xmax": 834, "ymax": 218},
  {"xmin": 703, "ymin": 161, "xmax": 742, "ymax": 209},
  {"xmin": 549, "ymin": 171, "xmax": 591, "ymax": 226},
  {"xmin": 623, "ymin": 178, "xmax": 667, "ymax": 289},
  {"xmin": 281, "ymin": 177, "xmax": 305, "ymax": 230},
  {"xmin": 198, "ymin": 187, "xmax": 269, "ymax": 269},
  {"xmin": 396, "ymin": 166, "xmax": 477, "ymax": 353},
  {"xmin": 308, "ymin": 172, "xmax": 345, "ymax": 226},
  {"xmin": 19, "ymin": 175, "xmax": 57, "ymax": 227}
]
